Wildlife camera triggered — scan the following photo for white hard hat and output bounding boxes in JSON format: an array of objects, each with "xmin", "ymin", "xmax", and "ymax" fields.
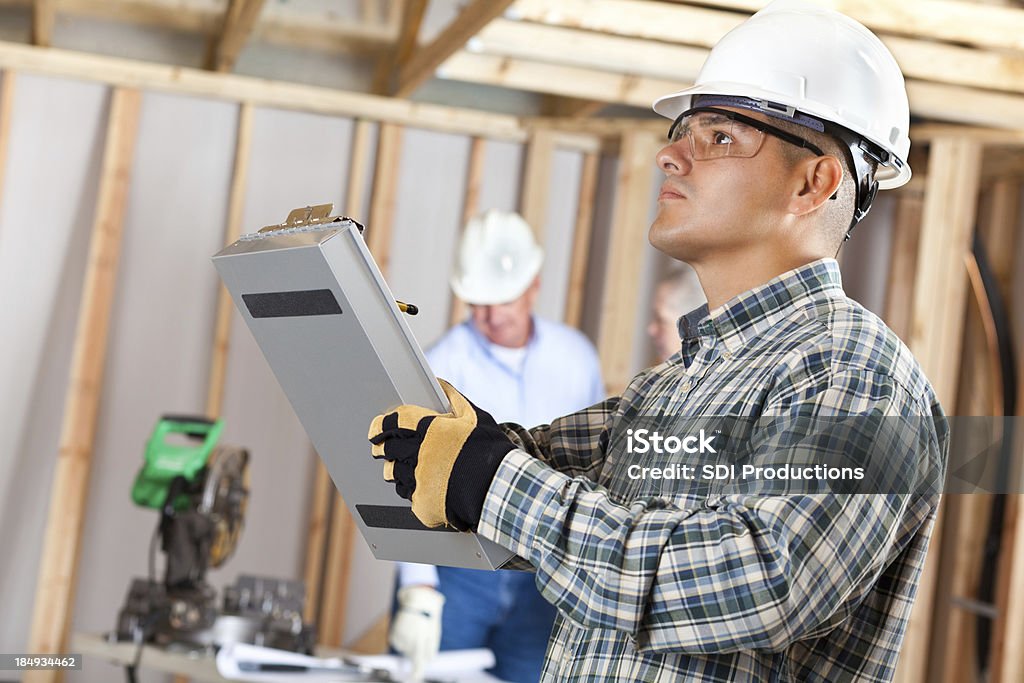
[
  {"xmin": 653, "ymin": 0, "xmax": 911, "ymax": 190},
  {"xmin": 450, "ymin": 210, "xmax": 543, "ymax": 305}
]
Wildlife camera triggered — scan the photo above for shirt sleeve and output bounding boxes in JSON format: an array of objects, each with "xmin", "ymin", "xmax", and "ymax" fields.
[
  {"xmin": 499, "ymin": 396, "xmax": 619, "ymax": 480},
  {"xmin": 477, "ymin": 369, "xmax": 945, "ymax": 654}
]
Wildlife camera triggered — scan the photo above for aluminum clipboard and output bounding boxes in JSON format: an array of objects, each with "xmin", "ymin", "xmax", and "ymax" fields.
[{"xmin": 212, "ymin": 205, "xmax": 515, "ymax": 570}]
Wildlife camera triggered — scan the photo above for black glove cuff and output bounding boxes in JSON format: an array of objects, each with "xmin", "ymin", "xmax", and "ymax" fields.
[{"xmin": 445, "ymin": 437, "xmax": 515, "ymax": 531}]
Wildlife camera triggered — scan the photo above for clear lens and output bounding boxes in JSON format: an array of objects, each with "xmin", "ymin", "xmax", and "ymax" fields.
[{"xmin": 669, "ymin": 112, "xmax": 767, "ymax": 160}]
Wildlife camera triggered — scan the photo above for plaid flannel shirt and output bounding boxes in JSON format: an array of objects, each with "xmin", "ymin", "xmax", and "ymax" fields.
[{"xmin": 477, "ymin": 258, "xmax": 947, "ymax": 682}]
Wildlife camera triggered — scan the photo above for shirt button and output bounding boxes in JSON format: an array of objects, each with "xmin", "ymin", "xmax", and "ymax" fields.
[
  {"xmin": 681, "ymin": 381, "xmax": 691, "ymax": 392},
  {"xmin": 722, "ymin": 350, "xmax": 732, "ymax": 360}
]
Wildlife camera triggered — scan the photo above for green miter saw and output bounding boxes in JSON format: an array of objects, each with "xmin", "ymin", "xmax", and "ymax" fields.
[{"xmin": 116, "ymin": 415, "xmax": 250, "ymax": 644}]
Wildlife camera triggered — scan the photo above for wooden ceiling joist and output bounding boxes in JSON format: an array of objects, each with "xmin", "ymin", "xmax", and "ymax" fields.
[
  {"xmin": 440, "ymin": 51, "xmax": 680, "ymax": 108},
  {"xmin": 394, "ymin": 0, "xmax": 515, "ymax": 98},
  {"xmin": 373, "ymin": 0, "xmax": 428, "ymax": 95},
  {"xmin": 505, "ymin": 3, "xmax": 1024, "ymax": 97},
  {"xmin": 442, "ymin": 49, "xmax": 1024, "ymax": 132},
  {"xmin": 0, "ymin": 0, "xmax": 398, "ymax": 57},
  {"xmin": 0, "ymin": 41, "xmax": 529, "ymax": 142},
  {"xmin": 667, "ymin": 0, "xmax": 1024, "ymax": 52},
  {"xmin": 31, "ymin": 0, "xmax": 55, "ymax": 46},
  {"xmin": 474, "ymin": 19, "xmax": 707, "ymax": 82},
  {"xmin": 207, "ymin": 0, "xmax": 265, "ymax": 72}
]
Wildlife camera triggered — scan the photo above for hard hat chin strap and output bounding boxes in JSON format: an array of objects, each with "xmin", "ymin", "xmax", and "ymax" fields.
[{"xmin": 829, "ymin": 125, "xmax": 885, "ymax": 242}]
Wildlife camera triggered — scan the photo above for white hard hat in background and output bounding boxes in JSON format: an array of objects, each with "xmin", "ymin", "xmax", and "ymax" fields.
[
  {"xmin": 653, "ymin": 0, "xmax": 911, "ymax": 190},
  {"xmin": 450, "ymin": 210, "xmax": 544, "ymax": 305}
]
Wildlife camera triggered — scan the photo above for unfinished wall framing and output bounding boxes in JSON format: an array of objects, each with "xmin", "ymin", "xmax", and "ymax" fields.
[{"xmin": 0, "ymin": 40, "xmax": 1021, "ymax": 683}]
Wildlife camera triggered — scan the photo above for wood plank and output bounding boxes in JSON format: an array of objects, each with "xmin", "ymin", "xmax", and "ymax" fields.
[
  {"xmin": 439, "ymin": 51, "xmax": 680, "ymax": 108},
  {"xmin": 883, "ymin": 192, "xmax": 923, "ymax": 340},
  {"xmin": 373, "ymin": 0, "xmax": 427, "ymax": 95},
  {"xmin": 907, "ymin": 138, "xmax": 983, "ymax": 406},
  {"xmin": 32, "ymin": 0, "xmax": 54, "ymax": 46},
  {"xmin": 668, "ymin": 0, "xmax": 1024, "ymax": 52},
  {"xmin": 0, "ymin": 71, "xmax": 15, "ymax": 217},
  {"xmin": 597, "ymin": 130, "xmax": 660, "ymax": 393},
  {"xmin": 205, "ymin": 101, "xmax": 252, "ymax": 419},
  {"xmin": 520, "ymin": 128, "xmax": 554, "ymax": 242},
  {"xmin": 15, "ymin": 0, "xmax": 397, "ymax": 55},
  {"xmin": 448, "ymin": 136, "xmax": 486, "ymax": 328},
  {"xmin": 364, "ymin": 123, "xmax": 403, "ymax": 274},
  {"xmin": 510, "ymin": 1, "xmax": 1024, "ymax": 94},
  {"xmin": 564, "ymin": 151, "xmax": 600, "ymax": 329},
  {"xmin": 475, "ymin": 18, "xmax": 708, "ymax": 82},
  {"xmin": 394, "ymin": 0, "xmax": 514, "ymax": 97},
  {"xmin": 207, "ymin": 0, "xmax": 266, "ymax": 72},
  {"xmin": 318, "ymin": 492, "xmax": 356, "ymax": 646},
  {"xmin": 302, "ymin": 458, "xmax": 332, "ymax": 625},
  {"xmin": 896, "ymin": 137, "xmax": 983, "ymax": 683},
  {"xmin": 440, "ymin": 50, "xmax": 1024, "ymax": 131},
  {"xmin": 0, "ymin": 41, "xmax": 532, "ymax": 143},
  {"xmin": 24, "ymin": 87, "xmax": 142, "ymax": 682},
  {"xmin": 541, "ymin": 95, "xmax": 606, "ymax": 119}
]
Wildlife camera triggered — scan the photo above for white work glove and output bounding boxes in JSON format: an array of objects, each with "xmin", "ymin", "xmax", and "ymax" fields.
[{"xmin": 389, "ymin": 585, "xmax": 445, "ymax": 682}]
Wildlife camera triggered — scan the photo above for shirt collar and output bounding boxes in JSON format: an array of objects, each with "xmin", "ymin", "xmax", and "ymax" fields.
[{"xmin": 687, "ymin": 258, "xmax": 843, "ymax": 355}]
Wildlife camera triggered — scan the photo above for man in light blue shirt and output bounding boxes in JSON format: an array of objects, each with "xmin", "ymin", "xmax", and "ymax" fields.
[{"xmin": 389, "ymin": 210, "xmax": 603, "ymax": 683}]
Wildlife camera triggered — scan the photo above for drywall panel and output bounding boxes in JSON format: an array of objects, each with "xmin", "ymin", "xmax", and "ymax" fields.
[
  {"xmin": 0, "ymin": 73, "xmax": 107, "ymax": 655},
  {"xmin": 387, "ymin": 127, "xmax": 471, "ymax": 349}
]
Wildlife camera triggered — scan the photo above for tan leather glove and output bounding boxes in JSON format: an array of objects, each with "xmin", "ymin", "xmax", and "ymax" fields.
[{"xmin": 368, "ymin": 379, "xmax": 515, "ymax": 530}]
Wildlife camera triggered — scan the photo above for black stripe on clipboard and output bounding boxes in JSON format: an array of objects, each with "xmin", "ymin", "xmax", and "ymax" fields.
[
  {"xmin": 242, "ymin": 289, "xmax": 342, "ymax": 318},
  {"xmin": 356, "ymin": 505, "xmax": 458, "ymax": 532}
]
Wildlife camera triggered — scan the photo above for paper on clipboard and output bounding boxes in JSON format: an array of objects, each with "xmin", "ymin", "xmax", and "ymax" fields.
[{"xmin": 212, "ymin": 205, "xmax": 514, "ymax": 570}]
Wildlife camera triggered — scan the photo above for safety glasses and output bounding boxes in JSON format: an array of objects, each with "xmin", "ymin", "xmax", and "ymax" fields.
[{"xmin": 667, "ymin": 106, "xmax": 826, "ymax": 161}]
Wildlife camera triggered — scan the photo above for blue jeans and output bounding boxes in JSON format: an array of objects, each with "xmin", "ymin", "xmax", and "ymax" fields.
[{"xmin": 436, "ymin": 566, "xmax": 557, "ymax": 683}]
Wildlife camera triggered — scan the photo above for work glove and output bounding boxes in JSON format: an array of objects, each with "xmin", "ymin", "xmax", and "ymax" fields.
[
  {"xmin": 368, "ymin": 379, "xmax": 516, "ymax": 530},
  {"xmin": 389, "ymin": 585, "xmax": 445, "ymax": 682}
]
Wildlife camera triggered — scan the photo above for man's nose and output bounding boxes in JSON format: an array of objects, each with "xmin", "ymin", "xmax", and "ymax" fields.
[{"xmin": 657, "ymin": 140, "xmax": 693, "ymax": 175}]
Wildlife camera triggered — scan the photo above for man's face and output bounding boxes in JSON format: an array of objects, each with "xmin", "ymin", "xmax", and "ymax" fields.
[
  {"xmin": 469, "ymin": 279, "xmax": 539, "ymax": 348},
  {"xmin": 647, "ymin": 283, "xmax": 683, "ymax": 362},
  {"xmin": 649, "ymin": 107, "xmax": 793, "ymax": 262}
]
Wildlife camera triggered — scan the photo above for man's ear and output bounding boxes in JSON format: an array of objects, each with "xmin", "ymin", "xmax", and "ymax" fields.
[{"xmin": 789, "ymin": 155, "xmax": 843, "ymax": 217}]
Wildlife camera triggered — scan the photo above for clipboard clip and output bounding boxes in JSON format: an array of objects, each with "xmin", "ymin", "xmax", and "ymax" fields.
[{"xmin": 260, "ymin": 203, "xmax": 365, "ymax": 234}]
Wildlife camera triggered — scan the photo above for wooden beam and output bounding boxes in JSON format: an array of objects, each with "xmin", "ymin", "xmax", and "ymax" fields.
[
  {"xmin": 364, "ymin": 123, "xmax": 403, "ymax": 274},
  {"xmin": 32, "ymin": 0, "xmax": 55, "ymax": 46},
  {"xmin": 907, "ymin": 138, "xmax": 983, "ymax": 406},
  {"xmin": 513, "ymin": 0, "xmax": 1024, "ymax": 93},
  {"xmin": 0, "ymin": 71, "xmax": 15, "ymax": 217},
  {"xmin": 373, "ymin": 0, "xmax": 427, "ymax": 95},
  {"xmin": 597, "ymin": 130, "xmax": 660, "ymax": 393},
  {"xmin": 663, "ymin": 0, "xmax": 1024, "ymax": 52},
  {"xmin": 440, "ymin": 49, "xmax": 1024, "ymax": 133},
  {"xmin": 912, "ymin": 124, "xmax": 1024, "ymax": 145},
  {"xmin": 302, "ymin": 456, "xmax": 332, "ymax": 625},
  {"xmin": 206, "ymin": 101, "xmax": 252, "ymax": 419},
  {"xmin": 394, "ymin": 0, "xmax": 514, "ymax": 98},
  {"xmin": 0, "ymin": 41, "xmax": 535, "ymax": 143},
  {"xmin": 520, "ymin": 128, "xmax": 554, "ymax": 241},
  {"xmin": 24, "ymin": 88, "xmax": 142, "ymax": 680},
  {"xmin": 564, "ymin": 151, "xmax": 600, "ymax": 329},
  {"xmin": 448, "ymin": 136, "xmax": 487, "ymax": 328},
  {"xmin": 207, "ymin": 0, "xmax": 266, "ymax": 73},
  {"xmin": 541, "ymin": 95, "xmax": 606, "ymax": 119},
  {"xmin": 318, "ymin": 492, "xmax": 356, "ymax": 646},
  {"xmin": 439, "ymin": 51, "xmax": 678, "ymax": 108},
  {"xmin": 474, "ymin": 19, "xmax": 707, "ymax": 82},
  {"xmin": 883, "ymin": 192, "xmax": 923, "ymax": 341},
  {"xmin": 896, "ymin": 137, "xmax": 983, "ymax": 683},
  {"xmin": 0, "ymin": 0, "xmax": 398, "ymax": 56}
]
